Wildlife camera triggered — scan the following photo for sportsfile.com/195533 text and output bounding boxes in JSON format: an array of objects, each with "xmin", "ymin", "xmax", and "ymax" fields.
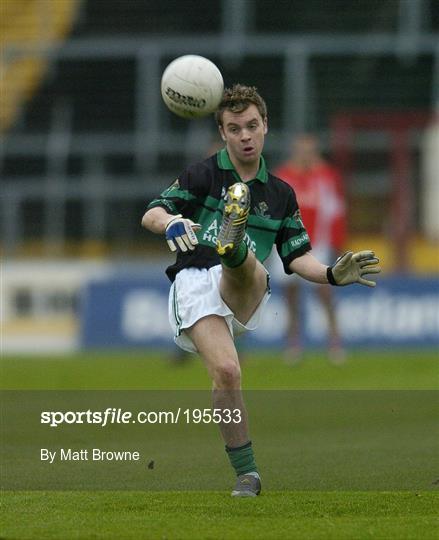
[{"xmin": 40, "ymin": 407, "xmax": 243, "ymax": 427}]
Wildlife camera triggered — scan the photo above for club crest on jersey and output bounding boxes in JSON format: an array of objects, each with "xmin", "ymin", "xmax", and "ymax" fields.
[{"xmin": 254, "ymin": 201, "xmax": 270, "ymax": 219}]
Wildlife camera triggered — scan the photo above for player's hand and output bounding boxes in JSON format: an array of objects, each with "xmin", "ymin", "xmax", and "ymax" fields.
[
  {"xmin": 165, "ymin": 214, "xmax": 201, "ymax": 253},
  {"xmin": 328, "ymin": 250, "xmax": 381, "ymax": 287}
]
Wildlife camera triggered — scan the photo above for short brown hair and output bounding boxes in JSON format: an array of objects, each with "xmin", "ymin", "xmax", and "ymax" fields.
[{"xmin": 215, "ymin": 84, "xmax": 267, "ymax": 126}]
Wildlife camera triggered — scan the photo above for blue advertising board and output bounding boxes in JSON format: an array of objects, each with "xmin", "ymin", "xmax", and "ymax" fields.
[{"xmin": 80, "ymin": 274, "xmax": 439, "ymax": 349}]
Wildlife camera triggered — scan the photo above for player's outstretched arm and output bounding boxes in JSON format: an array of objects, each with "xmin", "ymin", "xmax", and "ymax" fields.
[
  {"xmin": 289, "ymin": 250, "xmax": 381, "ymax": 287},
  {"xmin": 141, "ymin": 207, "xmax": 201, "ymax": 253}
]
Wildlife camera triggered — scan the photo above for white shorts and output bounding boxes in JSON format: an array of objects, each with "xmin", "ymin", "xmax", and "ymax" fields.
[
  {"xmin": 168, "ymin": 265, "xmax": 271, "ymax": 353},
  {"xmin": 266, "ymin": 245, "xmax": 333, "ymax": 285}
]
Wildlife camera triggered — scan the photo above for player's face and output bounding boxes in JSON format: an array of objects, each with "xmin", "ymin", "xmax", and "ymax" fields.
[{"xmin": 219, "ymin": 105, "xmax": 268, "ymax": 167}]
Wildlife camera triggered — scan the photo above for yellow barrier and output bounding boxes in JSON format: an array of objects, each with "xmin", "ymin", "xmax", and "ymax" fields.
[{"xmin": 0, "ymin": 0, "xmax": 79, "ymax": 132}]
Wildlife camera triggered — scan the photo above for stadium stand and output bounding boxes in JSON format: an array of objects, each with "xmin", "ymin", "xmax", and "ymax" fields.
[{"xmin": 1, "ymin": 0, "xmax": 438, "ymax": 268}]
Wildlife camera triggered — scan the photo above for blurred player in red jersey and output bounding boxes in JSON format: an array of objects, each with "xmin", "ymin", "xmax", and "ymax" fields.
[{"xmin": 270, "ymin": 133, "xmax": 347, "ymax": 363}]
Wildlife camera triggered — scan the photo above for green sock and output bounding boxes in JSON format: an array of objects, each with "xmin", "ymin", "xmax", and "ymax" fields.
[
  {"xmin": 221, "ymin": 241, "xmax": 248, "ymax": 268},
  {"xmin": 226, "ymin": 441, "xmax": 258, "ymax": 476}
]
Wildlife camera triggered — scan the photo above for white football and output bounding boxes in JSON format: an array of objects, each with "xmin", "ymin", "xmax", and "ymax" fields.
[{"xmin": 161, "ymin": 55, "xmax": 224, "ymax": 119}]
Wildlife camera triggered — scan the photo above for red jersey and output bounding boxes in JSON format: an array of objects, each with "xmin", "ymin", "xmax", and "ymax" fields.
[{"xmin": 274, "ymin": 161, "xmax": 346, "ymax": 251}]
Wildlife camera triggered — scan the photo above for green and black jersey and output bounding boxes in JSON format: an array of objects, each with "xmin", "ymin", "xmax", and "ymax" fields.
[{"xmin": 147, "ymin": 148, "xmax": 311, "ymax": 282}]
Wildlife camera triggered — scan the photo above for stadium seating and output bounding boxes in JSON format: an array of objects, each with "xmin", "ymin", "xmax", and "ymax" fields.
[{"xmin": 1, "ymin": 0, "xmax": 437, "ymax": 260}]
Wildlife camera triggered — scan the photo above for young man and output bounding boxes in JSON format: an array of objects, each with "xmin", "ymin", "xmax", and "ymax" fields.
[
  {"xmin": 269, "ymin": 133, "xmax": 347, "ymax": 363},
  {"xmin": 141, "ymin": 84, "xmax": 380, "ymax": 497}
]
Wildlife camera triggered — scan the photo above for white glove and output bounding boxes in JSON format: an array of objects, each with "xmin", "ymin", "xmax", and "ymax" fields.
[
  {"xmin": 165, "ymin": 214, "xmax": 201, "ymax": 253},
  {"xmin": 328, "ymin": 250, "xmax": 381, "ymax": 287}
]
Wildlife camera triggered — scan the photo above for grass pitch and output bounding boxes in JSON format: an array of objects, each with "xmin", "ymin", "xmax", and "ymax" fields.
[
  {"xmin": 1, "ymin": 349, "xmax": 438, "ymax": 539},
  {"xmin": 2, "ymin": 491, "xmax": 438, "ymax": 540},
  {"xmin": 1, "ymin": 348, "xmax": 437, "ymax": 390}
]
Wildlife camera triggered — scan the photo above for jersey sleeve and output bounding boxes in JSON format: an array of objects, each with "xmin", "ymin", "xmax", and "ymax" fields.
[
  {"xmin": 276, "ymin": 188, "xmax": 312, "ymax": 274},
  {"xmin": 146, "ymin": 163, "xmax": 205, "ymax": 218}
]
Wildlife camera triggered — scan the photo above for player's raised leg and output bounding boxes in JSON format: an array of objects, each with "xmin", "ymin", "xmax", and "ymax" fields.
[
  {"xmin": 186, "ymin": 314, "xmax": 261, "ymax": 496},
  {"xmin": 216, "ymin": 182, "xmax": 268, "ymax": 325}
]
